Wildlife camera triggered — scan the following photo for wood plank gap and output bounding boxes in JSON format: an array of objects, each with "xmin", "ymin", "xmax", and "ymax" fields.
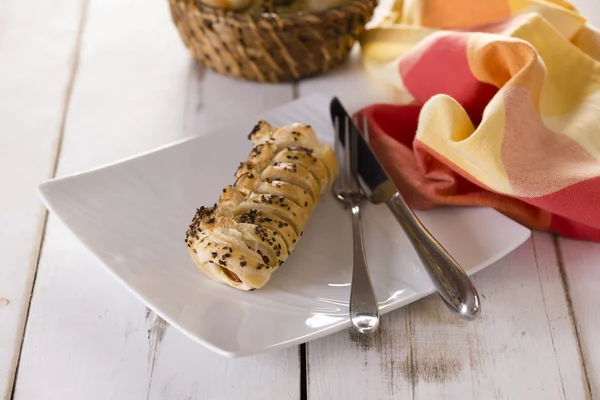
[
  {"xmin": 300, "ymin": 343, "xmax": 308, "ymax": 400},
  {"xmin": 532, "ymin": 235, "xmax": 568, "ymax": 399},
  {"xmin": 407, "ymin": 305, "xmax": 415, "ymax": 400},
  {"xmin": 8, "ymin": 0, "xmax": 90, "ymax": 397},
  {"xmin": 7, "ymin": 212, "xmax": 49, "ymax": 400},
  {"xmin": 553, "ymin": 235, "xmax": 593, "ymax": 399}
]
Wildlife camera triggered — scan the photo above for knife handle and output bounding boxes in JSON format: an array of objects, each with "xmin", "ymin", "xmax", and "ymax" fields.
[{"xmin": 387, "ymin": 192, "xmax": 481, "ymax": 320}]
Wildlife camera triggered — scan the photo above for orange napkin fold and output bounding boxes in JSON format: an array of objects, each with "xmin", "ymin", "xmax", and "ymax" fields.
[{"xmin": 357, "ymin": 0, "xmax": 600, "ymax": 241}]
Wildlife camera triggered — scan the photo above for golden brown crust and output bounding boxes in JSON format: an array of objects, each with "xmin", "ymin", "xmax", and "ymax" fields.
[{"xmin": 185, "ymin": 121, "xmax": 337, "ymax": 290}]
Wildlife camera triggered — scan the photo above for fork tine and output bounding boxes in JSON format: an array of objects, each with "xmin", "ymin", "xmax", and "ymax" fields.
[
  {"xmin": 344, "ymin": 116, "xmax": 352, "ymax": 185},
  {"xmin": 352, "ymin": 115, "xmax": 359, "ymax": 153},
  {"xmin": 348, "ymin": 116, "xmax": 359, "ymax": 178},
  {"xmin": 362, "ymin": 113, "xmax": 369, "ymax": 143},
  {"xmin": 334, "ymin": 115, "xmax": 340, "ymax": 159},
  {"xmin": 334, "ymin": 116, "xmax": 344, "ymax": 185}
]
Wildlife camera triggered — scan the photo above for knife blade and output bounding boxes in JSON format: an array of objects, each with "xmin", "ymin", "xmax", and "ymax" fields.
[
  {"xmin": 329, "ymin": 98, "xmax": 400, "ymax": 205},
  {"xmin": 329, "ymin": 96, "xmax": 481, "ymax": 320}
]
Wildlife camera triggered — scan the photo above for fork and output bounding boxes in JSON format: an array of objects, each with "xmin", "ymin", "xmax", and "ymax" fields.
[{"xmin": 332, "ymin": 115, "xmax": 381, "ymax": 334}]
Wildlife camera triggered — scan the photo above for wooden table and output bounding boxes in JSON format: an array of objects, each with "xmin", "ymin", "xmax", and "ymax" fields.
[{"xmin": 2, "ymin": 0, "xmax": 599, "ymax": 399}]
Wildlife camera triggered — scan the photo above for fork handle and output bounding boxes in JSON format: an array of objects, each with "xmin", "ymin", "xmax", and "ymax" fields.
[
  {"xmin": 349, "ymin": 203, "xmax": 380, "ymax": 333},
  {"xmin": 387, "ymin": 192, "xmax": 481, "ymax": 320}
]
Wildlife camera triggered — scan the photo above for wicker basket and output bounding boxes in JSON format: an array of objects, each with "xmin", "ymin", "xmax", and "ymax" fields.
[{"xmin": 168, "ymin": 0, "xmax": 377, "ymax": 82}]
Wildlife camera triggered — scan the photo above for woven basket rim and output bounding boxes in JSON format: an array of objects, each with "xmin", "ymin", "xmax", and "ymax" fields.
[{"xmin": 174, "ymin": 0, "xmax": 377, "ymax": 22}]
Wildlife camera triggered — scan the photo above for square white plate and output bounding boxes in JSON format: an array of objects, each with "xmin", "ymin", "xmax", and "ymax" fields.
[{"xmin": 38, "ymin": 94, "xmax": 530, "ymax": 358}]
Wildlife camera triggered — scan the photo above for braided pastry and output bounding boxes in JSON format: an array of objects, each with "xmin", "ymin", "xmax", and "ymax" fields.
[{"xmin": 185, "ymin": 121, "xmax": 338, "ymax": 290}]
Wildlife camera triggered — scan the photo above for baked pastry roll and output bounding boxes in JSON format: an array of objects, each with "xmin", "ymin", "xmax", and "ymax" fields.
[{"xmin": 185, "ymin": 121, "xmax": 338, "ymax": 290}]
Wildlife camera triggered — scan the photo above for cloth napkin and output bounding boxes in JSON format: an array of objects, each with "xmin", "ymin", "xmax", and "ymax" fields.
[{"xmin": 357, "ymin": 0, "xmax": 600, "ymax": 241}]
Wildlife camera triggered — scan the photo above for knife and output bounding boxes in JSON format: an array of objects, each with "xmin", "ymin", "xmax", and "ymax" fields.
[{"xmin": 329, "ymin": 97, "xmax": 481, "ymax": 320}]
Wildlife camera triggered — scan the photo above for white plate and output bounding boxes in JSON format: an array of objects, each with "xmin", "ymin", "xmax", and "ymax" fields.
[{"xmin": 38, "ymin": 94, "xmax": 530, "ymax": 358}]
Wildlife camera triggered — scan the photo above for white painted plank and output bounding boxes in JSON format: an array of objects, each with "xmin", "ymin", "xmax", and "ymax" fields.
[
  {"xmin": 544, "ymin": 0, "xmax": 600, "ymax": 397},
  {"xmin": 146, "ymin": 320, "xmax": 300, "ymax": 400},
  {"xmin": 558, "ymin": 238, "xmax": 600, "ymax": 399},
  {"xmin": 0, "ymin": 0, "xmax": 84, "ymax": 397},
  {"xmin": 307, "ymin": 310, "xmax": 411, "ymax": 400},
  {"xmin": 533, "ymin": 235, "xmax": 592, "ymax": 400},
  {"xmin": 14, "ymin": 0, "xmax": 298, "ymax": 399},
  {"xmin": 307, "ymin": 233, "xmax": 590, "ymax": 399}
]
